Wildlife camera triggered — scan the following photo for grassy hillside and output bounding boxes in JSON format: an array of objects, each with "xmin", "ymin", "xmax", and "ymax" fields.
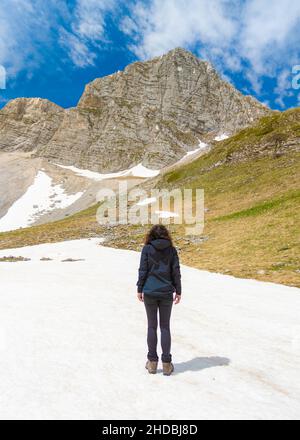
[{"xmin": 0, "ymin": 108, "xmax": 299, "ymax": 287}]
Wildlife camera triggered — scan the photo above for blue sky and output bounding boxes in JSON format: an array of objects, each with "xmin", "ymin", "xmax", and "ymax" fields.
[{"xmin": 0, "ymin": 0, "xmax": 299, "ymax": 110}]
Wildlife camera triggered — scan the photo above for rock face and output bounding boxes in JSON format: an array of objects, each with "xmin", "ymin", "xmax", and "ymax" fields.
[
  {"xmin": 0, "ymin": 48, "xmax": 271, "ymax": 172},
  {"xmin": 0, "ymin": 98, "xmax": 64, "ymax": 152}
]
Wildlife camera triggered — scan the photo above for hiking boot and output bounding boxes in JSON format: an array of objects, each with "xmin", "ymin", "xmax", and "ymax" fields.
[
  {"xmin": 162, "ymin": 362, "xmax": 174, "ymax": 376},
  {"xmin": 145, "ymin": 360, "xmax": 158, "ymax": 374}
]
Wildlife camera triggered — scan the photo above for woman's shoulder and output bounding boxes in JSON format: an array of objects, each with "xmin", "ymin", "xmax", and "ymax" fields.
[{"xmin": 141, "ymin": 243, "xmax": 151, "ymax": 252}]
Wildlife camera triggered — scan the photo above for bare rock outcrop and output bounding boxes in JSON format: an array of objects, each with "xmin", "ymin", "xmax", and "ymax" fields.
[{"xmin": 0, "ymin": 98, "xmax": 64, "ymax": 152}]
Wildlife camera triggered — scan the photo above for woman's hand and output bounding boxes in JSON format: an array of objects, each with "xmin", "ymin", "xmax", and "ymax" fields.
[
  {"xmin": 137, "ymin": 292, "xmax": 144, "ymax": 302},
  {"xmin": 174, "ymin": 294, "xmax": 181, "ymax": 304}
]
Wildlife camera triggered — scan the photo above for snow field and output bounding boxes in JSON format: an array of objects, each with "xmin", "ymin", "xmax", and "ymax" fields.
[{"xmin": 0, "ymin": 239, "xmax": 299, "ymax": 419}]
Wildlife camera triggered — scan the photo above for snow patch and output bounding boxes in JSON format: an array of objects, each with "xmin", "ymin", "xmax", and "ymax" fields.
[
  {"xmin": 214, "ymin": 133, "xmax": 229, "ymax": 141},
  {"xmin": 55, "ymin": 163, "xmax": 160, "ymax": 180},
  {"xmin": 197, "ymin": 139, "xmax": 208, "ymax": 150},
  {"xmin": 0, "ymin": 171, "xmax": 83, "ymax": 232},
  {"xmin": 179, "ymin": 139, "xmax": 208, "ymax": 162},
  {"xmin": 127, "ymin": 164, "xmax": 160, "ymax": 178}
]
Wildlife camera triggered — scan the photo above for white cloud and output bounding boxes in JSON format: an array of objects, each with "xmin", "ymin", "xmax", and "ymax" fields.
[
  {"xmin": 60, "ymin": 0, "xmax": 116, "ymax": 67},
  {"xmin": 123, "ymin": 0, "xmax": 236, "ymax": 60},
  {"xmin": 245, "ymin": 70, "xmax": 263, "ymax": 95},
  {"xmin": 73, "ymin": 0, "xmax": 115, "ymax": 41},
  {"xmin": 0, "ymin": 0, "xmax": 116, "ymax": 75},
  {"xmin": 274, "ymin": 69, "xmax": 293, "ymax": 108},
  {"xmin": 240, "ymin": 0, "xmax": 300, "ymax": 74},
  {"xmin": 59, "ymin": 28, "xmax": 97, "ymax": 68},
  {"xmin": 124, "ymin": 0, "xmax": 300, "ymax": 106},
  {"xmin": 0, "ymin": 0, "xmax": 54, "ymax": 77}
]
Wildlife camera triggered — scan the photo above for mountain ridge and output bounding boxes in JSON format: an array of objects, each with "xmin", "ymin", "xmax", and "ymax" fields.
[{"xmin": 0, "ymin": 47, "xmax": 271, "ymax": 172}]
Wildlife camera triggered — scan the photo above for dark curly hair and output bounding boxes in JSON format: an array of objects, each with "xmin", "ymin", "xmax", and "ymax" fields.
[{"xmin": 144, "ymin": 224, "xmax": 173, "ymax": 246}]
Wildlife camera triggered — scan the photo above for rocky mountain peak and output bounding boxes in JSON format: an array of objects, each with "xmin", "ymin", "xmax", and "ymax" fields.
[{"xmin": 0, "ymin": 48, "xmax": 271, "ymax": 171}]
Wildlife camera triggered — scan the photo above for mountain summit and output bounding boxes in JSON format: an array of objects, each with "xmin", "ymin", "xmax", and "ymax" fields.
[{"xmin": 0, "ymin": 48, "xmax": 271, "ymax": 172}]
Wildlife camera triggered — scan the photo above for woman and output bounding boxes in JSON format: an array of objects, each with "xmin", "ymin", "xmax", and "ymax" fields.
[{"xmin": 136, "ymin": 224, "xmax": 182, "ymax": 376}]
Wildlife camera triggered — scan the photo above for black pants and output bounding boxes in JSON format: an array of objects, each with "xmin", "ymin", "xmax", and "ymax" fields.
[{"xmin": 144, "ymin": 294, "xmax": 173, "ymax": 363}]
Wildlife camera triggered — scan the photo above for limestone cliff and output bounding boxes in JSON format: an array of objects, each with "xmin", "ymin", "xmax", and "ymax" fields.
[{"xmin": 0, "ymin": 48, "xmax": 271, "ymax": 172}]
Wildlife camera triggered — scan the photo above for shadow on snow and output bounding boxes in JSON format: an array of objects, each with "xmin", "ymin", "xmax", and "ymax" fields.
[{"xmin": 170, "ymin": 356, "xmax": 230, "ymax": 375}]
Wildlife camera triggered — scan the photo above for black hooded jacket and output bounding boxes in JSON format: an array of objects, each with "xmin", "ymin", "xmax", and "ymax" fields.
[{"xmin": 136, "ymin": 238, "xmax": 181, "ymax": 296}]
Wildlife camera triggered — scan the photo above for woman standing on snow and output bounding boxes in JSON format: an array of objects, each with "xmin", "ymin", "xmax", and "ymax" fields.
[{"xmin": 136, "ymin": 224, "xmax": 182, "ymax": 376}]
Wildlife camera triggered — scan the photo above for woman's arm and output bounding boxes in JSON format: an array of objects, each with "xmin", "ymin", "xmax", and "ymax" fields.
[
  {"xmin": 136, "ymin": 245, "xmax": 149, "ymax": 294},
  {"xmin": 171, "ymin": 247, "xmax": 182, "ymax": 295}
]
